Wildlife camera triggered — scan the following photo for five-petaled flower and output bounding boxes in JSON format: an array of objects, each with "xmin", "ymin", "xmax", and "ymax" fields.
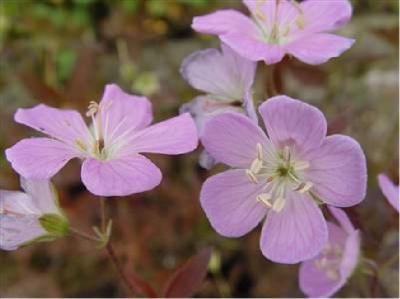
[
  {"xmin": 180, "ymin": 42, "xmax": 257, "ymax": 168},
  {"xmin": 199, "ymin": 95, "xmax": 367, "ymax": 263},
  {"xmin": 6, "ymin": 84, "xmax": 198, "ymax": 197},
  {"xmin": 192, "ymin": 0, "xmax": 355, "ymax": 65},
  {"xmin": 0, "ymin": 178, "xmax": 68, "ymax": 250},
  {"xmin": 299, "ymin": 206, "xmax": 360, "ymax": 298},
  {"xmin": 378, "ymin": 174, "xmax": 399, "ymax": 213}
]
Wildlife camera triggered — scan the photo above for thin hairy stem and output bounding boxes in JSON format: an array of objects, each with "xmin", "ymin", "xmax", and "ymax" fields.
[{"xmin": 69, "ymin": 227, "xmax": 100, "ymax": 242}]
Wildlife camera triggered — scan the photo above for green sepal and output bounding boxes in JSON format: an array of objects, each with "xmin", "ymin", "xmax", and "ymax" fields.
[
  {"xmin": 39, "ymin": 213, "xmax": 69, "ymax": 237},
  {"xmin": 20, "ymin": 234, "xmax": 59, "ymax": 248}
]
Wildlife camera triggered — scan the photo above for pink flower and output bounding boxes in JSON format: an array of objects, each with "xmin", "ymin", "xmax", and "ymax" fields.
[
  {"xmin": 192, "ymin": 0, "xmax": 355, "ymax": 65},
  {"xmin": 0, "ymin": 178, "xmax": 67, "ymax": 250},
  {"xmin": 6, "ymin": 84, "xmax": 198, "ymax": 197},
  {"xmin": 180, "ymin": 43, "xmax": 257, "ymax": 168},
  {"xmin": 299, "ymin": 207, "xmax": 360, "ymax": 298},
  {"xmin": 378, "ymin": 174, "xmax": 399, "ymax": 212},
  {"xmin": 199, "ymin": 95, "xmax": 366, "ymax": 263}
]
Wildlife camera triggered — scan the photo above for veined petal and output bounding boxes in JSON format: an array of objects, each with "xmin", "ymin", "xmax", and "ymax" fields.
[
  {"xmin": 300, "ymin": 0, "xmax": 352, "ymax": 33},
  {"xmin": 100, "ymin": 84, "xmax": 153, "ymax": 146},
  {"xmin": 259, "ymin": 96, "xmax": 327, "ymax": 155},
  {"xmin": 5, "ymin": 138, "xmax": 78, "ymax": 179},
  {"xmin": 126, "ymin": 113, "xmax": 198, "ymax": 155},
  {"xmin": 328, "ymin": 206, "xmax": 355, "ymax": 234},
  {"xmin": 81, "ymin": 154, "xmax": 162, "ymax": 196},
  {"xmin": 260, "ymin": 192, "xmax": 328, "ymax": 264},
  {"xmin": 378, "ymin": 174, "xmax": 399, "ymax": 212},
  {"xmin": 192, "ymin": 9, "xmax": 256, "ymax": 35},
  {"xmin": 200, "ymin": 169, "xmax": 268, "ymax": 237},
  {"xmin": 0, "ymin": 214, "xmax": 45, "ymax": 251},
  {"xmin": 201, "ymin": 112, "xmax": 272, "ymax": 168},
  {"xmin": 0, "ymin": 190, "xmax": 40, "ymax": 215},
  {"xmin": 180, "ymin": 43, "xmax": 256, "ymax": 100},
  {"xmin": 15, "ymin": 104, "xmax": 92, "ymax": 147},
  {"xmin": 286, "ymin": 33, "xmax": 354, "ymax": 65},
  {"xmin": 304, "ymin": 135, "xmax": 367, "ymax": 207},
  {"xmin": 20, "ymin": 178, "xmax": 60, "ymax": 215}
]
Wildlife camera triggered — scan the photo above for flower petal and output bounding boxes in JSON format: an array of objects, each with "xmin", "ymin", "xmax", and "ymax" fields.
[
  {"xmin": 15, "ymin": 104, "xmax": 92, "ymax": 146},
  {"xmin": 304, "ymin": 134, "xmax": 367, "ymax": 207},
  {"xmin": 259, "ymin": 95, "xmax": 327, "ymax": 154},
  {"xmin": 20, "ymin": 178, "xmax": 59, "ymax": 214},
  {"xmin": 0, "ymin": 214, "xmax": 45, "ymax": 251},
  {"xmin": 201, "ymin": 112, "xmax": 272, "ymax": 168},
  {"xmin": 180, "ymin": 43, "xmax": 256, "ymax": 100},
  {"xmin": 299, "ymin": 222, "xmax": 348, "ymax": 297},
  {"xmin": 192, "ymin": 9, "xmax": 255, "ymax": 35},
  {"xmin": 5, "ymin": 138, "xmax": 78, "ymax": 179},
  {"xmin": 300, "ymin": 0, "xmax": 352, "ymax": 33},
  {"xmin": 81, "ymin": 154, "xmax": 162, "ymax": 196},
  {"xmin": 260, "ymin": 192, "xmax": 328, "ymax": 264},
  {"xmin": 100, "ymin": 84, "xmax": 153, "ymax": 146},
  {"xmin": 0, "ymin": 190, "xmax": 40, "ymax": 215},
  {"xmin": 286, "ymin": 33, "xmax": 354, "ymax": 65},
  {"xmin": 126, "ymin": 113, "xmax": 198, "ymax": 155},
  {"xmin": 328, "ymin": 206, "xmax": 356, "ymax": 234},
  {"xmin": 378, "ymin": 174, "xmax": 399, "ymax": 212},
  {"xmin": 200, "ymin": 169, "xmax": 268, "ymax": 237}
]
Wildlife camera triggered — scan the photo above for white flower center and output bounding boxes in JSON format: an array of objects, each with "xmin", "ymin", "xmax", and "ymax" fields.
[
  {"xmin": 314, "ymin": 243, "xmax": 343, "ymax": 281},
  {"xmin": 246, "ymin": 143, "xmax": 313, "ymax": 212},
  {"xmin": 252, "ymin": 0, "xmax": 305, "ymax": 45}
]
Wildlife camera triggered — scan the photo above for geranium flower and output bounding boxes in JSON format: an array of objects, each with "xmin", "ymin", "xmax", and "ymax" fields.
[
  {"xmin": 299, "ymin": 207, "xmax": 360, "ymax": 298},
  {"xmin": 199, "ymin": 95, "xmax": 366, "ymax": 263},
  {"xmin": 180, "ymin": 43, "xmax": 257, "ymax": 168},
  {"xmin": 192, "ymin": 0, "xmax": 354, "ymax": 65},
  {"xmin": 6, "ymin": 84, "xmax": 198, "ymax": 197},
  {"xmin": 0, "ymin": 178, "xmax": 68, "ymax": 250},
  {"xmin": 378, "ymin": 174, "xmax": 399, "ymax": 212}
]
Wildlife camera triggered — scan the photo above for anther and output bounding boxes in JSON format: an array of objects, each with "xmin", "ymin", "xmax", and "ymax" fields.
[
  {"xmin": 282, "ymin": 145, "xmax": 290, "ymax": 161},
  {"xmin": 246, "ymin": 170, "xmax": 258, "ymax": 184},
  {"xmin": 256, "ymin": 143, "xmax": 263, "ymax": 160},
  {"xmin": 326, "ymin": 269, "xmax": 339, "ymax": 281},
  {"xmin": 86, "ymin": 101, "xmax": 99, "ymax": 117},
  {"xmin": 250, "ymin": 158, "xmax": 263, "ymax": 174},
  {"xmin": 294, "ymin": 181, "xmax": 313, "ymax": 193},
  {"xmin": 272, "ymin": 197, "xmax": 286, "ymax": 212},
  {"xmin": 257, "ymin": 193, "xmax": 272, "ymax": 207}
]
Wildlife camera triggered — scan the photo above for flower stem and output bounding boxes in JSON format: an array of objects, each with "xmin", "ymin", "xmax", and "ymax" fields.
[
  {"xmin": 69, "ymin": 227, "xmax": 101, "ymax": 242},
  {"xmin": 105, "ymin": 242, "xmax": 139, "ymax": 297}
]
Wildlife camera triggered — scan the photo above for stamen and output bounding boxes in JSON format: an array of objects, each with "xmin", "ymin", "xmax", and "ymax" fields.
[
  {"xmin": 86, "ymin": 101, "xmax": 99, "ymax": 117},
  {"xmin": 293, "ymin": 160, "xmax": 310, "ymax": 171},
  {"xmin": 250, "ymin": 158, "xmax": 263, "ymax": 174},
  {"xmin": 291, "ymin": 0, "xmax": 305, "ymax": 29},
  {"xmin": 246, "ymin": 169, "xmax": 258, "ymax": 184},
  {"xmin": 282, "ymin": 145, "xmax": 290, "ymax": 161},
  {"xmin": 326, "ymin": 269, "xmax": 339, "ymax": 281},
  {"xmin": 257, "ymin": 193, "xmax": 272, "ymax": 207},
  {"xmin": 256, "ymin": 143, "xmax": 263, "ymax": 160},
  {"xmin": 272, "ymin": 196, "xmax": 286, "ymax": 212},
  {"xmin": 75, "ymin": 139, "xmax": 87, "ymax": 152},
  {"xmin": 294, "ymin": 181, "xmax": 313, "ymax": 193}
]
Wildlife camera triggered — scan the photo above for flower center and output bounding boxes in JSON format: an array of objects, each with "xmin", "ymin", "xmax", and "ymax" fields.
[
  {"xmin": 246, "ymin": 143, "xmax": 313, "ymax": 212},
  {"xmin": 252, "ymin": 0, "xmax": 306, "ymax": 45},
  {"xmin": 314, "ymin": 243, "xmax": 343, "ymax": 281}
]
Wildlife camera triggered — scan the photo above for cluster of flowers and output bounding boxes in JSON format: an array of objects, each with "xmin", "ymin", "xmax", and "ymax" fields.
[{"xmin": 1, "ymin": 0, "xmax": 398, "ymax": 297}]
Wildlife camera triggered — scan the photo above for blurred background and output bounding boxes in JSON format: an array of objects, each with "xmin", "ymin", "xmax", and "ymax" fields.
[{"xmin": 0, "ymin": 0, "xmax": 398, "ymax": 297}]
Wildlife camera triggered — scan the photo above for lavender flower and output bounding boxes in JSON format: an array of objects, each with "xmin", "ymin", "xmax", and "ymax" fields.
[
  {"xmin": 6, "ymin": 84, "xmax": 198, "ymax": 197},
  {"xmin": 378, "ymin": 174, "xmax": 399, "ymax": 212},
  {"xmin": 0, "ymin": 178, "xmax": 68, "ymax": 250},
  {"xmin": 180, "ymin": 43, "xmax": 257, "ymax": 168},
  {"xmin": 192, "ymin": 0, "xmax": 354, "ymax": 65},
  {"xmin": 199, "ymin": 95, "xmax": 366, "ymax": 263},
  {"xmin": 299, "ymin": 206, "xmax": 360, "ymax": 297}
]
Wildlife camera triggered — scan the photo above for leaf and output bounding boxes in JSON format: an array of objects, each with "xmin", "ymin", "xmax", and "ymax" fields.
[{"xmin": 162, "ymin": 247, "xmax": 212, "ymax": 298}]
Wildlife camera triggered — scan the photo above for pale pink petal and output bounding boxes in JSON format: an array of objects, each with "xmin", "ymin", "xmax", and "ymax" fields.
[
  {"xmin": 259, "ymin": 95, "xmax": 327, "ymax": 154},
  {"xmin": 304, "ymin": 134, "xmax": 367, "ymax": 207},
  {"xmin": 198, "ymin": 150, "xmax": 217, "ymax": 170},
  {"xmin": 378, "ymin": 174, "xmax": 399, "ymax": 212},
  {"xmin": 20, "ymin": 178, "xmax": 59, "ymax": 214},
  {"xmin": 180, "ymin": 43, "xmax": 256, "ymax": 100},
  {"xmin": 0, "ymin": 215, "xmax": 45, "ymax": 251},
  {"xmin": 200, "ymin": 169, "xmax": 268, "ymax": 237},
  {"xmin": 299, "ymin": 222, "xmax": 347, "ymax": 297},
  {"xmin": 221, "ymin": 33, "xmax": 285, "ymax": 64},
  {"xmin": 300, "ymin": 0, "xmax": 352, "ymax": 33},
  {"xmin": 286, "ymin": 33, "xmax": 355, "ymax": 65},
  {"xmin": 126, "ymin": 113, "xmax": 198, "ymax": 155},
  {"xmin": 0, "ymin": 190, "xmax": 40, "ymax": 215},
  {"xmin": 260, "ymin": 192, "xmax": 328, "ymax": 264},
  {"xmin": 328, "ymin": 206, "xmax": 355, "ymax": 234},
  {"xmin": 15, "ymin": 104, "xmax": 92, "ymax": 147},
  {"xmin": 179, "ymin": 95, "xmax": 243, "ymax": 136},
  {"xmin": 243, "ymin": 90, "xmax": 259, "ymax": 124},
  {"xmin": 192, "ymin": 9, "xmax": 255, "ymax": 36},
  {"xmin": 201, "ymin": 112, "xmax": 272, "ymax": 168},
  {"xmin": 100, "ymin": 84, "xmax": 153, "ymax": 146},
  {"xmin": 81, "ymin": 154, "xmax": 162, "ymax": 196},
  {"xmin": 5, "ymin": 138, "xmax": 78, "ymax": 179}
]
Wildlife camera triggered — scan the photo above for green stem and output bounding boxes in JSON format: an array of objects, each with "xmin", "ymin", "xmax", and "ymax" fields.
[{"xmin": 69, "ymin": 227, "xmax": 101, "ymax": 242}]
